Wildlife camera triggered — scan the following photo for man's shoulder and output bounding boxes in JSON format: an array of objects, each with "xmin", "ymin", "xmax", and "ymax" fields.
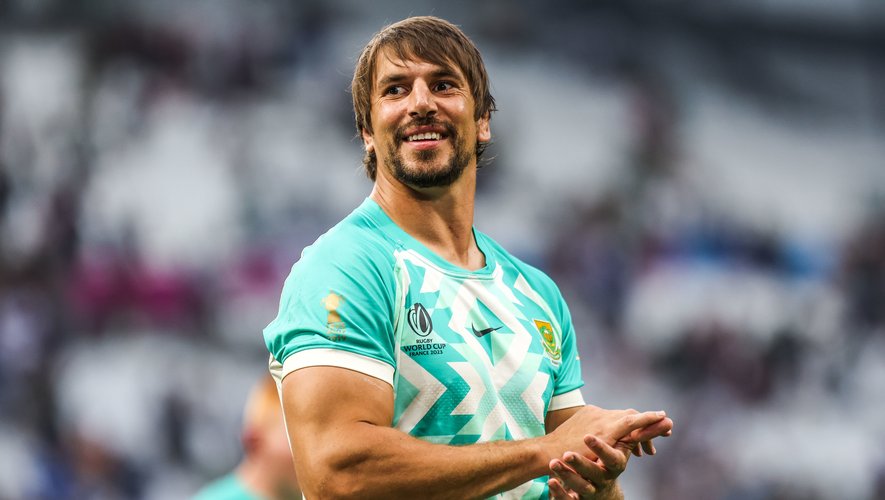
[
  {"xmin": 298, "ymin": 200, "xmax": 399, "ymax": 271},
  {"xmin": 192, "ymin": 473, "xmax": 258, "ymax": 500}
]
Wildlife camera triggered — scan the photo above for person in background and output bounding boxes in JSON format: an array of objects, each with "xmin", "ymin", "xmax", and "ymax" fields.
[{"xmin": 194, "ymin": 375, "xmax": 300, "ymax": 500}]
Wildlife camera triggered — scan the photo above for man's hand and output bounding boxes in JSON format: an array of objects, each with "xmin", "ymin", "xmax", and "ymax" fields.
[
  {"xmin": 544, "ymin": 405, "xmax": 671, "ymax": 460},
  {"xmin": 546, "ymin": 409, "xmax": 674, "ymax": 499},
  {"xmin": 547, "ymin": 435, "xmax": 633, "ymax": 499}
]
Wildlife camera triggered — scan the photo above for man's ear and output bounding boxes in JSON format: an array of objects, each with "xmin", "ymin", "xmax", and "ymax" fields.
[
  {"xmin": 476, "ymin": 113, "xmax": 491, "ymax": 143},
  {"xmin": 362, "ymin": 128, "xmax": 375, "ymax": 154},
  {"xmin": 241, "ymin": 426, "xmax": 261, "ymax": 454}
]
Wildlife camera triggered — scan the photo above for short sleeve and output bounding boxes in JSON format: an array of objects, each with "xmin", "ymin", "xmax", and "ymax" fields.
[
  {"xmin": 263, "ymin": 239, "xmax": 398, "ymax": 386},
  {"xmin": 549, "ymin": 295, "xmax": 585, "ymax": 410}
]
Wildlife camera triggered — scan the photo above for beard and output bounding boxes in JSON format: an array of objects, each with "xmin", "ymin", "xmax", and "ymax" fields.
[{"xmin": 384, "ymin": 119, "xmax": 472, "ymax": 189}]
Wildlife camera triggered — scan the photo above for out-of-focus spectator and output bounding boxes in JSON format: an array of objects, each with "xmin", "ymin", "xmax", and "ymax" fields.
[
  {"xmin": 842, "ymin": 213, "xmax": 885, "ymax": 334},
  {"xmin": 193, "ymin": 375, "xmax": 299, "ymax": 500}
]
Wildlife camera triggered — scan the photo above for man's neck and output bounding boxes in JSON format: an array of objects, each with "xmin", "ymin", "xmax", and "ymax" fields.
[
  {"xmin": 370, "ymin": 168, "xmax": 485, "ymax": 271},
  {"xmin": 235, "ymin": 462, "xmax": 269, "ymax": 498}
]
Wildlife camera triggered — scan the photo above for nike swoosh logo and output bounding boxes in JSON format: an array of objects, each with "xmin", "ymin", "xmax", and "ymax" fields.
[{"xmin": 471, "ymin": 324, "xmax": 503, "ymax": 337}]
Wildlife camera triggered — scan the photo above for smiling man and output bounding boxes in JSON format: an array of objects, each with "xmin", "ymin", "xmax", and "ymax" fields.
[
  {"xmin": 263, "ymin": 16, "xmax": 673, "ymax": 500},
  {"xmin": 362, "ymin": 51, "xmax": 484, "ymax": 191}
]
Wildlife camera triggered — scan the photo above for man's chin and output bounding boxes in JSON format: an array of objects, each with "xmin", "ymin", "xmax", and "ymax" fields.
[
  {"xmin": 400, "ymin": 161, "xmax": 447, "ymax": 176},
  {"xmin": 386, "ymin": 143, "xmax": 470, "ymax": 188},
  {"xmin": 394, "ymin": 163, "xmax": 465, "ymax": 189},
  {"xmin": 396, "ymin": 155, "xmax": 453, "ymax": 178},
  {"xmin": 403, "ymin": 146, "xmax": 444, "ymax": 163}
]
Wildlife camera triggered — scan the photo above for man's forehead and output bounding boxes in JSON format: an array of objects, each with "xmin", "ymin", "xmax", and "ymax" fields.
[{"xmin": 373, "ymin": 46, "xmax": 462, "ymax": 81}]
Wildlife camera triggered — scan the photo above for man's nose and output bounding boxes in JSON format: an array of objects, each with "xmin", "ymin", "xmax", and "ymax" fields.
[{"xmin": 408, "ymin": 81, "xmax": 437, "ymax": 118}]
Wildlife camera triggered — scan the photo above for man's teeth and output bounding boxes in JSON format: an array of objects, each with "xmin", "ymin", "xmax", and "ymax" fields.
[{"xmin": 406, "ymin": 132, "xmax": 441, "ymax": 141}]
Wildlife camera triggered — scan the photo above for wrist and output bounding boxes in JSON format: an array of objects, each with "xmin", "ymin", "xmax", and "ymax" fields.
[{"xmin": 533, "ymin": 434, "xmax": 559, "ymax": 475}]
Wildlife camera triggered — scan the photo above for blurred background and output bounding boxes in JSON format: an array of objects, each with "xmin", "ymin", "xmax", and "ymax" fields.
[{"xmin": 1, "ymin": 0, "xmax": 884, "ymax": 498}]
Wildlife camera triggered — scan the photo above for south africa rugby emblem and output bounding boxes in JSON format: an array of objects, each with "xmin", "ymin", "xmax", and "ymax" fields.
[{"xmin": 533, "ymin": 319, "xmax": 561, "ymax": 363}]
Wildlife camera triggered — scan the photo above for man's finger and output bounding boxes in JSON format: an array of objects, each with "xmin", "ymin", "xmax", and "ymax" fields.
[
  {"xmin": 628, "ymin": 417, "xmax": 673, "ymax": 443},
  {"xmin": 550, "ymin": 458, "xmax": 597, "ymax": 498},
  {"xmin": 562, "ymin": 451, "xmax": 609, "ymax": 485},
  {"xmin": 641, "ymin": 439, "xmax": 655, "ymax": 456},
  {"xmin": 547, "ymin": 477, "xmax": 576, "ymax": 500},
  {"xmin": 584, "ymin": 435, "xmax": 628, "ymax": 476},
  {"xmin": 612, "ymin": 411, "xmax": 667, "ymax": 439}
]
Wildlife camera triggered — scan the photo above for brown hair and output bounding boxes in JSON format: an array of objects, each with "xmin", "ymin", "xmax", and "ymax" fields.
[{"xmin": 351, "ymin": 16, "xmax": 496, "ymax": 180}]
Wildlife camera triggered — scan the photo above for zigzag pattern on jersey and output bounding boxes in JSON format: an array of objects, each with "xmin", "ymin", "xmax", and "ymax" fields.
[{"xmin": 391, "ymin": 249, "xmax": 559, "ymax": 443}]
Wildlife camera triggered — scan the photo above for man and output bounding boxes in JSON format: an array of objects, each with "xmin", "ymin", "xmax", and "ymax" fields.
[
  {"xmin": 193, "ymin": 375, "xmax": 300, "ymax": 500},
  {"xmin": 263, "ymin": 16, "xmax": 673, "ymax": 499}
]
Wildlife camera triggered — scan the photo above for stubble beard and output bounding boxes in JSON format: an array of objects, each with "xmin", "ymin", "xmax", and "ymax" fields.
[{"xmin": 385, "ymin": 121, "xmax": 472, "ymax": 189}]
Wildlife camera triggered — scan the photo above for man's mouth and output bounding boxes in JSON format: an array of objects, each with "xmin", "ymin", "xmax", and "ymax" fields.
[
  {"xmin": 397, "ymin": 120, "xmax": 455, "ymax": 146},
  {"xmin": 405, "ymin": 131, "xmax": 443, "ymax": 142}
]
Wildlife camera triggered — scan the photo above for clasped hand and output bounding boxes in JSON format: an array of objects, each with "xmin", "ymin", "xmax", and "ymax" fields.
[{"xmin": 547, "ymin": 406, "xmax": 673, "ymax": 499}]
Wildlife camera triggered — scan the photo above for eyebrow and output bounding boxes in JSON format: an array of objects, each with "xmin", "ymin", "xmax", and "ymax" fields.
[{"xmin": 377, "ymin": 68, "xmax": 463, "ymax": 89}]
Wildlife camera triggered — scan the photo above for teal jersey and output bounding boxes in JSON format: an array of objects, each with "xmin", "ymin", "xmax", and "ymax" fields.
[
  {"xmin": 264, "ymin": 198, "xmax": 585, "ymax": 499},
  {"xmin": 193, "ymin": 473, "xmax": 262, "ymax": 500}
]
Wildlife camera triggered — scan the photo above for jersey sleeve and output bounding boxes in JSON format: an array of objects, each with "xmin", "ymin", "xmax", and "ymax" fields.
[
  {"xmin": 263, "ymin": 239, "xmax": 398, "ymax": 386},
  {"xmin": 549, "ymin": 291, "xmax": 586, "ymax": 411}
]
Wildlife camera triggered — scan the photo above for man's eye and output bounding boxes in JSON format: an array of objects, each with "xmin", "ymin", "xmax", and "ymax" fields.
[
  {"xmin": 385, "ymin": 85, "xmax": 406, "ymax": 96},
  {"xmin": 434, "ymin": 81, "xmax": 454, "ymax": 92}
]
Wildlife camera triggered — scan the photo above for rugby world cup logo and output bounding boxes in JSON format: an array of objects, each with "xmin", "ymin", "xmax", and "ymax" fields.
[{"xmin": 407, "ymin": 303, "xmax": 433, "ymax": 337}]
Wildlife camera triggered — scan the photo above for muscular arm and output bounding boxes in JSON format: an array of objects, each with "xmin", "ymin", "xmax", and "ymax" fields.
[
  {"xmin": 283, "ymin": 366, "xmax": 549, "ymax": 499},
  {"xmin": 281, "ymin": 366, "xmax": 668, "ymax": 500}
]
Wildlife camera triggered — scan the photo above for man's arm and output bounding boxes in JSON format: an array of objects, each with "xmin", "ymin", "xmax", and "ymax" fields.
[
  {"xmin": 282, "ymin": 366, "xmax": 669, "ymax": 500},
  {"xmin": 546, "ymin": 406, "xmax": 582, "ymax": 433}
]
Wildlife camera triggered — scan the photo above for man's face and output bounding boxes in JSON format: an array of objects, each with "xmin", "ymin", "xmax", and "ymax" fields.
[
  {"xmin": 362, "ymin": 48, "xmax": 491, "ymax": 189},
  {"xmin": 258, "ymin": 410, "xmax": 301, "ymax": 497}
]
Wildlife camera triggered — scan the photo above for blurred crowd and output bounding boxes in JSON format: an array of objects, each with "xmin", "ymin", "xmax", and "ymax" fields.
[{"xmin": 1, "ymin": 1, "xmax": 884, "ymax": 499}]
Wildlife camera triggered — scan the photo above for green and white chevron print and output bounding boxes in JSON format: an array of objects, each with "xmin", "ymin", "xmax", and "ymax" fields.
[{"xmin": 265, "ymin": 198, "xmax": 584, "ymax": 499}]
